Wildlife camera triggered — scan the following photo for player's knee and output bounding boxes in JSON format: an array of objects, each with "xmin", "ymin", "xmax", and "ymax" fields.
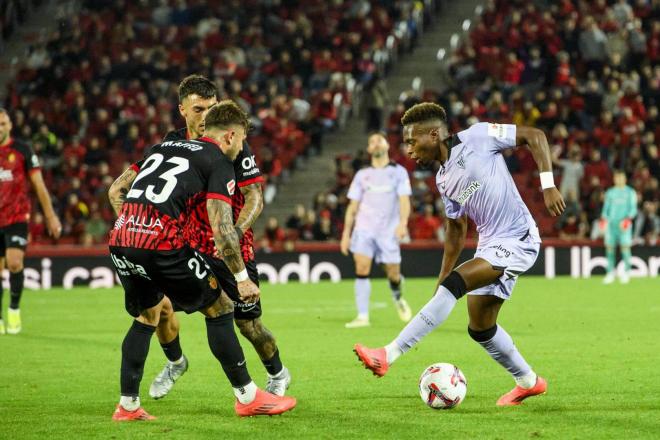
[
  {"xmin": 7, "ymin": 259, "xmax": 23, "ymax": 273},
  {"xmin": 467, "ymin": 325, "xmax": 497, "ymax": 342},
  {"xmin": 441, "ymin": 271, "xmax": 467, "ymax": 300}
]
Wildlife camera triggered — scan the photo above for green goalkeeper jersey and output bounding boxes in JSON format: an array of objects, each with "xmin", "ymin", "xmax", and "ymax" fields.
[{"xmin": 601, "ymin": 186, "xmax": 637, "ymax": 222}]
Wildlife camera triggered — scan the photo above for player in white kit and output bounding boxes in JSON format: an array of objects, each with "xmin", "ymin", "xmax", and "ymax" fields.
[
  {"xmin": 354, "ymin": 103, "xmax": 565, "ymax": 406},
  {"xmin": 341, "ymin": 132, "xmax": 413, "ymax": 328}
]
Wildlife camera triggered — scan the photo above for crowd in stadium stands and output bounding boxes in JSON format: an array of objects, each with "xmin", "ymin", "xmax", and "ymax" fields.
[
  {"xmin": 274, "ymin": 0, "xmax": 659, "ymax": 249},
  {"xmin": 2, "ymin": 0, "xmax": 427, "ymax": 245},
  {"xmin": 1, "ymin": 0, "xmax": 42, "ymax": 50}
]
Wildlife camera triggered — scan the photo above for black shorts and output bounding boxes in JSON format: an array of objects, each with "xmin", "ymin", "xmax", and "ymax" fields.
[
  {"xmin": 200, "ymin": 255, "xmax": 262, "ymax": 320},
  {"xmin": 0, "ymin": 222, "xmax": 29, "ymax": 256},
  {"xmin": 110, "ymin": 246, "xmax": 221, "ymax": 318}
]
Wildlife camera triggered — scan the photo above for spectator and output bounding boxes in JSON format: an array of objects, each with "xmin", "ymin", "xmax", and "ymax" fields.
[
  {"xmin": 286, "ymin": 204, "xmax": 307, "ymax": 231},
  {"xmin": 363, "ymin": 72, "xmax": 390, "ymax": 133},
  {"xmin": 260, "ymin": 217, "xmax": 286, "ymax": 251},
  {"xmin": 554, "ymin": 145, "xmax": 584, "ymax": 199},
  {"xmin": 633, "ymin": 201, "xmax": 659, "ymax": 245},
  {"xmin": 410, "ymin": 204, "xmax": 443, "ymax": 241}
]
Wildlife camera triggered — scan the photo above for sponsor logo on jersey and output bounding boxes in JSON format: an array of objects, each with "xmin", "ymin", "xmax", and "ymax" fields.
[
  {"xmin": 227, "ymin": 179, "xmax": 236, "ymax": 196},
  {"xmin": 490, "ymin": 244, "xmax": 512, "ymax": 258},
  {"xmin": 366, "ymin": 183, "xmax": 394, "ymax": 193},
  {"xmin": 161, "ymin": 140, "xmax": 203, "ymax": 151},
  {"xmin": 241, "ymin": 155, "xmax": 257, "ymax": 170},
  {"xmin": 487, "ymin": 123, "xmax": 506, "ymax": 139},
  {"xmin": 456, "ymin": 181, "xmax": 481, "ymax": 205},
  {"xmin": 0, "ymin": 168, "xmax": 13, "ymax": 181},
  {"xmin": 8, "ymin": 153, "xmax": 15, "ymax": 162},
  {"xmin": 115, "ymin": 214, "xmax": 164, "ymax": 235},
  {"xmin": 11, "ymin": 235, "xmax": 28, "ymax": 246},
  {"xmin": 110, "ymin": 253, "xmax": 151, "ymax": 279}
]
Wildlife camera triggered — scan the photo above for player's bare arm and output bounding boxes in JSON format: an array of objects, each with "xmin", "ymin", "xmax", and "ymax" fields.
[
  {"xmin": 436, "ymin": 214, "xmax": 468, "ymax": 290},
  {"xmin": 340, "ymin": 199, "xmax": 360, "ymax": 255},
  {"xmin": 235, "ymin": 183, "xmax": 264, "ymax": 236},
  {"xmin": 207, "ymin": 198, "xmax": 260, "ymax": 303},
  {"xmin": 28, "ymin": 170, "xmax": 62, "ymax": 239},
  {"xmin": 396, "ymin": 195, "xmax": 411, "ymax": 241},
  {"xmin": 515, "ymin": 126, "xmax": 566, "ymax": 217},
  {"xmin": 108, "ymin": 168, "xmax": 137, "ymax": 216}
]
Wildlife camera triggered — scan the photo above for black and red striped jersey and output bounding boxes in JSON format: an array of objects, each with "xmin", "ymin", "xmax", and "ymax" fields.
[
  {"xmin": 160, "ymin": 128, "xmax": 264, "ymax": 261},
  {"xmin": 109, "ymin": 137, "xmax": 235, "ymax": 251},
  {"xmin": 0, "ymin": 138, "xmax": 41, "ymax": 227}
]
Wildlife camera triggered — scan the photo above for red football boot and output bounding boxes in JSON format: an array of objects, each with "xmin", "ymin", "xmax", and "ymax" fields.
[
  {"xmin": 353, "ymin": 344, "xmax": 389, "ymax": 377},
  {"xmin": 496, "ymin": 376, "xmax": 547, "ymax": 406},
  {"xmin": 234, "ymin": 389, "xmax": 297, "ymax": 417},
  {"xmin": 112, "ymin": 404, "xmax": 156, "ymax": 421}
]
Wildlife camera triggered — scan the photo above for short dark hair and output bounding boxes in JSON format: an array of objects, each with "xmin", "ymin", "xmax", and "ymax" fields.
[
  {"xmin": 401, "ymin": 102, "xmax": 447, "ymax": 127},
  {"xmin": 178, "ymin": 74, "xmax": 218, "ymax": 103},
  {"xmin": 205, "ymin": 100, "xmax": 249, "ymax": 131}
]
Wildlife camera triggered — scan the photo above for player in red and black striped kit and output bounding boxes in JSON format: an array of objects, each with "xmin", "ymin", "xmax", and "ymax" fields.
[
  {"xmin": 109, "ymin": 101, "xmax": 296, "ymax": 420},
  {"xmin": 109, "ymin": 75, "xmax": 291, "ymax": 399},
  {"xmin": 0, "ymin": 108, "xmax": 62, "ymax": 335}
]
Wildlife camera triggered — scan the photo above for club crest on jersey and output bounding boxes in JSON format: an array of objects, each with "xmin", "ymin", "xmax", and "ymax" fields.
[
  {"xmin": 8, "ymin": 153, "xmax": 15, "ymax": 162},
  {"xmin": 227, "ymin": 179, "xmax": 236, "ymax": 196},
  {"xmin": 208, "ymin": 275, "xmax": 218, "ymax": 290},
  {"xmin": 457, "ymin": 154, "xmax": 466, "ymax": 169}
]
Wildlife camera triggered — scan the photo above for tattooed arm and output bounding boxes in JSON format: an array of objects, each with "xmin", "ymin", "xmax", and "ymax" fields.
[
  {"xmin": 235, "ymin": 183, "xmax": 264, "ymax": 236},
  {"xmin": 207, "ymin": 198, "xmax": 260, "ymax": 302},
  {"xmin": 108, "ymin": 168, "xmax": 137, "ymax": 216}
]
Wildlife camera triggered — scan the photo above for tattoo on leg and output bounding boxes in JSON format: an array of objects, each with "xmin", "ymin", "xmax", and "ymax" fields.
[{"xmin": 237, "ymin": 319, "xmax": 277, "ymax": 360}]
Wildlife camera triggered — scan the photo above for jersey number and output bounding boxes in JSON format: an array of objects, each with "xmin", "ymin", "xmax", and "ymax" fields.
[
  {"xmin": 188, "ymin": 257, "xmax": 208, "ymax": 279},
  {"xmin": 127, "ymin": 154, "xmax": 189, "ymax": 203}
]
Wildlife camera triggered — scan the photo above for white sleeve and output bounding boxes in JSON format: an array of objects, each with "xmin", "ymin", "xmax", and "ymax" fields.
[
  {"xmin": 396, "ymin": 166, "xmax": 412, "ymax": 196},
  {"xmin": 347, "ymin": 171, "xmax": 363, "ymax": 201},
  {"xmin": 466, "ymin": 122, "xmax": 517, "ymax": 153}
]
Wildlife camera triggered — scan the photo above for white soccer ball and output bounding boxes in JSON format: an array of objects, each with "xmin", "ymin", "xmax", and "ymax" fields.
[{"xmin": 418, "ymin": 363, "xmax": 467, "ymax": 409}]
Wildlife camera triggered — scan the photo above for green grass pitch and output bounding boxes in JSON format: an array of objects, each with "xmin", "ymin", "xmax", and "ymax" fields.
[{"xmin": 1, "ymin": 277, "xmax": 658, "ymax": 439}]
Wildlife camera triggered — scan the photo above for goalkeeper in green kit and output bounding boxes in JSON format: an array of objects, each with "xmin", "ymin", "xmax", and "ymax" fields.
[{"xmin": 600, "ymin": 170, "xmax": 638, "ymax": 284}]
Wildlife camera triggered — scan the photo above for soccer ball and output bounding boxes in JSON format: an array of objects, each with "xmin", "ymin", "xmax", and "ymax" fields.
[{"xmin": 418, "ymin": 363, "xmax": 467, "ymax": 409}]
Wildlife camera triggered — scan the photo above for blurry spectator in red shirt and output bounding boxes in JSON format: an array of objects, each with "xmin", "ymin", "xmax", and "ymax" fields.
[
  {"xmin": 411, "ymin": 204, "xmax": 443, "ymax": 241},
  {"xmin": 583, "ymin": 149, "xmax": 612, "ymax": 189},
  {"xmin": 261, "ymin": 217, "xmax": 286, "ymax": 250}
]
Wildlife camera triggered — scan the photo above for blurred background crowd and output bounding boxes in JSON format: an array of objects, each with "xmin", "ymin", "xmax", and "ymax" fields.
[{"xmin": 1, "ymin": 0, "xmax": 658, "ymax": 249}]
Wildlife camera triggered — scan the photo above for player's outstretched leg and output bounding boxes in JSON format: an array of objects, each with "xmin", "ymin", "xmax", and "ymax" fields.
[
  {"xmin": 150, "ymin": 297, "xmax": 188, "ymax": 399},
  {"xmin": 467, "ymin": 296, "xmax": 546, "ymax": 406},
  {"xmin": 202, "ymin": 294, "xmax": 296, "ymax": 416},
  {"xmin": 114, "ymin": 317, "xmax": 160, "ymax": 421},
  {"xmin": 236, "ymin": 318, "xmax": 291, "ymax": 396},
  {"xmin": 354, "ymin": 271, "xmax": 466, "ymax": 377}
]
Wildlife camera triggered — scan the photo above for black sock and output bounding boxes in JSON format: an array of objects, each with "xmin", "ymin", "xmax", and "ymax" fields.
[
  {"xmin": 263, "ymin": 349, "xmax": 283, "ymax": 376},
  {"xmin": 206, "ymin": 313, "xmax": 251, "ymax": 387},
  {"xmin": 9, "ymin": 270, "xmax": 24, "ymax": 309},
  {"xmin": 389, "ymin": 278, "xmax": 402, "ymax": 301},
  {"xmin": 161, "ymin": 335, "xmax": 183, "ymax": 362},
  {"xmin": 120, "ymin": 320, "xmax": 156, "ymax": 397}
]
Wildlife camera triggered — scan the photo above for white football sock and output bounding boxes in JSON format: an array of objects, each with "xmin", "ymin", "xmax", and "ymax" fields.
[
  {"xmin": 233, "ymin": 381, "xmax": 258, "ymax": 404},
  {"xmin": 393, "ymin": 286, "xmax": 457, "ymax": 354},
  {"xmin": 385, "ymin": 342, "xmax": 403, "ymax": 364},
  {"xmin": 119, "ymin": 395, "xmax": 140, "ymax": 411},
  {"xmin": 355, "ymin": 278, "xmax": 371, "ymax": 318},
  {"xmin": 515, "ymin": 371, "xmax": 538, "ymax": 389},
  {"xmin": 474, "ymin": 325, "xmax": 533, "ymax": 383}
]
